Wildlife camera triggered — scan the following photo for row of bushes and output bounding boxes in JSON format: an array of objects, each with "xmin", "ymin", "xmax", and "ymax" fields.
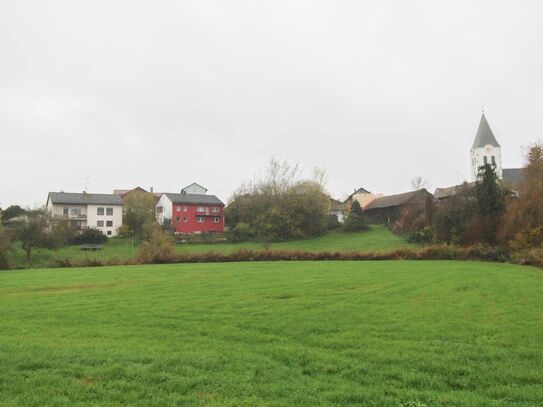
[{"xmin": 36, "ymin": 245, "xmax": 543, "ymax": 270}]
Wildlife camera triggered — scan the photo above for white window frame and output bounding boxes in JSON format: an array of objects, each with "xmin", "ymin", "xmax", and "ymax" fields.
[
  {"xmin": 197, "ymin": 207, "xmax": 205, "ymax": 213},
  {"xmin": 97, "ymin": 220, "xmax": 104, "ymax": 227},
  {"xmin": 97, "ymin": 207, "xmax": 104, "ymax": 216},
  {"xmin": 106, "ymin": 207, "xmax": 113, "ymax": 216},
  {"xmin": 196, "ymin": 216, "xmax": 205, "ymax": 223},
  {"xmin": 106, "ymin": 220, "xmax": 113, "ymax": 227},
  {"xmin": 212, "ymin": 207, "xmax": 219, "ymax": 213},
  {"xmin": 176, "ymin": 206, "xmax": 181, "ymax": 212},
  {"xmin": 213, "ymin": 216, "xmax": 220, "ymax": 223}
]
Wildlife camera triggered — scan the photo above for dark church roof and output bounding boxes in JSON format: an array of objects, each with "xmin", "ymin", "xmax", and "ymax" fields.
[
  {"xmin": 472, "ymin": 113, "xmax": 500, "ymax": 150},
  {"xmin": 502, "ymin": 168, "xmax": 524, "ymax": 185}
]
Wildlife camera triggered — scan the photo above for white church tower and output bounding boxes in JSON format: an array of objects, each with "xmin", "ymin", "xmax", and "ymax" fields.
[{"xmin": 470, "ymin": 113, "xmax": 503, "ymax": 181}]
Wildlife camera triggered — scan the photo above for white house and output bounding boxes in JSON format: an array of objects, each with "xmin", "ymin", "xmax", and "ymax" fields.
[{"xmin": 46, "ymin": 192, "xmax": 123, "ymax": 237}]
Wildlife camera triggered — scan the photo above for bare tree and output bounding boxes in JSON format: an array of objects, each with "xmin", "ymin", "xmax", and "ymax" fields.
[{"xmin": 411, "ymin": 176, "xmax": 429, "ymax": 190}]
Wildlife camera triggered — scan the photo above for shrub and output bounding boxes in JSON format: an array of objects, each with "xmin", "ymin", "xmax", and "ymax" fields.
[
  {"xmin": 326, "ymin": 214, "xmax": 342, "ymax": 230},
  {"xmin": 408, "ymin": 227, "xmax": 432, "ymax": 244},
  {"xmin": 0, "ymin": 227, "xmax": 11, "ymax": 270},
  {"xmin": 71, "ymin": 228, "xmax": 108, "ymax": 245},
  {"xmin": 343, "ymin": 201, "xmax": 367, "ymax": 232},
  {"xmin": 509, "ymin": 226, "xmax": 543, "ymax": 251},
  {"xmin": 136, "ymin": 225, "xmax": 177, "ymax": 264},
  {"xmin": 229, "ymin": 222, "xmax": 256, "ymax": 242},
  {"xmin": 225, "ymin": 159, "xmax": 330, "ymax": 241},
  {"xmin": 116, "ymin": 224, "xmax": 131, "ymax": 238}
]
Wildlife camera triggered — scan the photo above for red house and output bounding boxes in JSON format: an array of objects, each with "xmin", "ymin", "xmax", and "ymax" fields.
[{"xmin": 155, "ymin": 184, "xmax": 225, "ymax": 234}]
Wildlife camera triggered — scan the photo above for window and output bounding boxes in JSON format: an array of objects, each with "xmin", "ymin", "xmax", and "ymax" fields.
[
  {"xmin": 196, "ymin": 216, "xmax": 205, "ymax": 223},
  {"xmin": 106, "ymin": 207, "xmax": 113, "ymax": 216},
  {"xmin": 213, "ymin": 207, "xmax": 219, "ymax": 213},
  {"xmin": 183, "ymin": 217, "xmax": 188, "ymax": 222},
  {"xmin": 491, "ymin": 156, "xmax": 496, "ymax": 165},
  {"xmin": 213, "ymin": 216, "xmax": 220, "ymax": 223},
  {"xmin": 106, "ymin": 221, "xmax": 113, "ymax": 227},
  {"xmin": 97, "ymin": 220, "xmax": 104, "ymax": 227},
  {"xmin": 483, "ymin": 156, "xmax": 488, "ymax": 165},
  {"xmin": 70, "ymin": 208, "xmax": 81, "ymax": 216},
  {"xmin": 156, "ymin": 206, "xmax": 164, "ymax": 214},
  {"xmin": 197, "ymin": 207, "xmax": 205, "ymax": 212},
  {"xmin": 176, "ymin": 206, "xmax": 181, "ymax": 212},
  {"xmin": 107, "ymin": 231, "xmax": 112, "ymax": 236},
  {"xmin": 183, "ymin": 206, "xmax": 188, "ymax": 212},
  {"xmin": 176, "ymin": 216, "xmax": 180, "ymax": 222},
  {"xmin": 97, "ymin": 207, "xmax": 104, "ymax": 216},
  {"xmin": 63, "ymin": 207, "xmax": 69, "ymax": 216}
]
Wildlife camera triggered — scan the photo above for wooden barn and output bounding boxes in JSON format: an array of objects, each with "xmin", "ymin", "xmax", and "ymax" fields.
[{"xmin": 363, "ymin": 189, "xmax": 437, "ymax": 229}]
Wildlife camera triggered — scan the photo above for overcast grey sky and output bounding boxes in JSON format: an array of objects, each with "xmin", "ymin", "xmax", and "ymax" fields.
[{"xmin": 1, "ymin": 0, "xmax": 542, "ymax": 208}]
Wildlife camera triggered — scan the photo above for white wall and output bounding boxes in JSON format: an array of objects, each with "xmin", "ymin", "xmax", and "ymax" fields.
[
  {"xmin": 155, "ymin": 194, "xmax": 172, "ymax": 224},
  {"xmin": 48, "ymin": 202, "xmax": 87, "ymax": 218},
  {"xmin": 87, "ymin": 204, "xmax": 123, "ymax": 237},
  {"xmin": 182, "ymin": 184, "xmax": 207, "ymax": 194},
  {"xmin": 471, "ymin": 145, "xmax": 503, "ymax": 181}
]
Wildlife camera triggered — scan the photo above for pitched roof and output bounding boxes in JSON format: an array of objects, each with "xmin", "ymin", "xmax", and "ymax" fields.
[
  {"xmin": 434, "ymin": 182, "xmax": 476, "ymax": 200},
  {"xmin": 345, "ymin": 187, "xmax": 371, "ymax": 202},
  {"xmin": 472, "ymin": 113, "xmax": 500, "ymax": 150},
  {"xmin": 163, "ymin": 193, "xmax": 224, "ymax": 206},
  {"xmin": 113, "ymin": 187, "xmax": 162, "ymax": 198},
  {"xmin": 48, "ymin": 192, "xmax": 123, "ymax": 206},
  {"xmin": 330, "ymin": 198, "xmax": 346, "ymax": 211},
  {"xmin": 502, "ymin": 168, "xmax": 524, "ymax": 185},
  {"xmin": 181, "ymin": 183, "xmax": 208, "ymax": 193},
  {"xmin": 364, "ymin": 189, "xmax": 432, "ymax": 210}
]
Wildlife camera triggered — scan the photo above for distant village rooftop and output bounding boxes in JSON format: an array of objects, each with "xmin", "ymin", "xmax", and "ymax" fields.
[{"xmin": 47, "ymin": 192, "xmax": 123, "ymax": 206}]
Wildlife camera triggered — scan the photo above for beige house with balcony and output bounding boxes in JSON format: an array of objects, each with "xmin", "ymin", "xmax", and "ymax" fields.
[{"xmin": 46, "ymin": 192, "xmax": 123, "ymax": 237}]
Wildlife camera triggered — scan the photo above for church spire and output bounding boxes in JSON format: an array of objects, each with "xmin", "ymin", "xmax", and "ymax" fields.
[{"xmin": 471, "ymin": 113, "xmax": 500, "ymax": 150}]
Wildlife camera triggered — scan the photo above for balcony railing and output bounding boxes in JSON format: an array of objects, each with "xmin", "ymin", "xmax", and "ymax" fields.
[
  {"xmin": 197, "ymin": 213, "xmax": 221, "ymax": 217},
  {"xmin": 61, "ymin": 214, "xmax": 87, "ymax": 219}
]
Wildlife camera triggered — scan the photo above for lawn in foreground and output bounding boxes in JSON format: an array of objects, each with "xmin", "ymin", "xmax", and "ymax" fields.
[
  {"xmin": 0, "ymin": 261, "xmax": 542, "ymax": 406},
  {"xmin": 12, "ymin": 225, "xmax": 412, "ymax": 269}
]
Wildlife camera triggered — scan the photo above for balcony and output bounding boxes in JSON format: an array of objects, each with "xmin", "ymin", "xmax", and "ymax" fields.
[
  {"xmin": 61, "ymin": 214, "xmax": 87, "ymax": 220},
  {"xmin": 196, "ymin": 211, "xmax": 220, "ymax": 217}
]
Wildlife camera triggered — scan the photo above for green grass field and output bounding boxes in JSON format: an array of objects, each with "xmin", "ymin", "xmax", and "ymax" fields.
[
  {"xmin": 12, "ymin": 225, "xmax": 412, "ymax": 269},
  {"xmin": 1, "ymin": 261, "xmax": 542, "ymax": 406}
]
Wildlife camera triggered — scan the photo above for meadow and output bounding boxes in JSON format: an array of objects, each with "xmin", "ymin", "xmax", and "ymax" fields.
[
  {"xmin": 11, "ymin": 225, "xmax": 412, "ymax": 269},
  {"xmin": 1, "ymin": 260, "xmax": 542, "ymax": 406}
]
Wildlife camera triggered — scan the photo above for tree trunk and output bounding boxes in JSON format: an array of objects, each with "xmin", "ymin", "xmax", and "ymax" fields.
[{"xmin": 26, "ymin": 246, "xmax": 32, "ymax": 261}]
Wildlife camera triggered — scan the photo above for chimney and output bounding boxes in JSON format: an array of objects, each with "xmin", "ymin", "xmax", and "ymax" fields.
[{"xmin": 150, "ymin": 187, "xmax": 154, "ymax": 193}]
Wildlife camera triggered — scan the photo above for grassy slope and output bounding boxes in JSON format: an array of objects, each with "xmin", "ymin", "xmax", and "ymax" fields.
[
  {"xmin": 1, "ymin": 261, "xmax": 542, "ymax": 406},
  {"xmin": 12, "ymin": 225, "xmax": 412, "ymax": 268}
]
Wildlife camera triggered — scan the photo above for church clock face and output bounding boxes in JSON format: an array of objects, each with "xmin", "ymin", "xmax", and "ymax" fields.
[{"xmin": 485, "ymin": 145, "xmax": 492, "ymax": 152}]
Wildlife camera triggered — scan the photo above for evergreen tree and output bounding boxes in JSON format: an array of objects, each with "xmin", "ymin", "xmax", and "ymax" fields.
[
  {"xmin": 476, "ymin": 164, "xmax": 505, "ymax": 244},
  {"xmin": 343, "ymin": 200, "xmax": 367, "ymax": 232}
]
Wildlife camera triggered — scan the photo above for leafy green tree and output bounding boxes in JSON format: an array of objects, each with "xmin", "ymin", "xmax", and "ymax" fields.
[
  {"xmin": 476, "ymin": 164, "xmax": 505, "ymax": 244},
  {"xmin": 49, "ymin": 219, "xmax": 76, "ymax": 247},
  {"xmin": 226, "ymin": 159, "xmax": 329, "ymax": 241},
  {"xmin": 432, "ymin": 183, "xmax": 476, "ymax": 245},
  {"xmin": 71, "ymin": 228, "xmax": 108, "ymax": 244},
  {"xmin": 343, "ymin": 200, "xmax": 367, "ymax": 232},
  {"xmin": 502, "ymin": 143, "xmax": 543, "ymax": 243},
  {"xmin": 123, "ymin": 190, "xmax": 157, "ymax": 238},
  {"xmin": 0, "ymin": 212, "xmax": 13, "ymax": 269},
  {"xmin": 12, "ymin": 210, "xmax": 50, "ymax": 261},
  {"xmin": 0, "ymin": 205, "xmax": 26, "ymax": 222}
]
